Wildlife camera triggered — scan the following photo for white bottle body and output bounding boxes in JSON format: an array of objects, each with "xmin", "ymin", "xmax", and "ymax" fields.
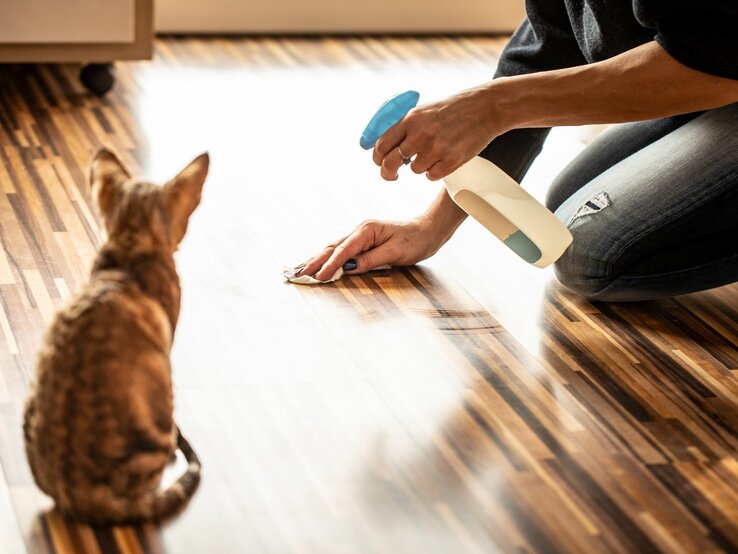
[{"xmin": 443, "ymin": 156, "xmax": 573, "ymax": 268}]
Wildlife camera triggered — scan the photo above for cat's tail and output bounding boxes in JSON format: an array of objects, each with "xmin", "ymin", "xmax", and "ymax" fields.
[{"xmin": 140, "ymin": 426, "xmax": 201, "ymax": 522}]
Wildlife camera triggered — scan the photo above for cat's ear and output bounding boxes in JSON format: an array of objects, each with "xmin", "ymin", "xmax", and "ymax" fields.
[
  {"xmin": 162, "ymin": 153, "xmax": 209, "ymax": 246},
  {"xmin": 89, "ymin": 148, "xmax": 131, "ymax": 219}
]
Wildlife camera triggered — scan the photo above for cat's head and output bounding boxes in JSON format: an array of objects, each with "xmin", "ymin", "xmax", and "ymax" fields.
[{"xmin": 89, "ymin": 149, "xmax": 209, "ymax": 254}]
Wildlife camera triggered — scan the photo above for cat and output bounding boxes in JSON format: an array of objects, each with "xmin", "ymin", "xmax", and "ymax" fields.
[{"xmin": 23, "ymin": 148, "xmax": 208, "ymax": 524}]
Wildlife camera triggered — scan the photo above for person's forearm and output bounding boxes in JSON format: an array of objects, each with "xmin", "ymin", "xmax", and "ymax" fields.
[
  {"xmin": 416, "ymin": 40, "xmax": 738, "ymax": 243},
  {"xmin": 487, "ymin": 41, "xmax": 738, "ymax": 132},
  {"xmin": 423, "ymin": 187, "xmax": 467, "ymax": 243}
]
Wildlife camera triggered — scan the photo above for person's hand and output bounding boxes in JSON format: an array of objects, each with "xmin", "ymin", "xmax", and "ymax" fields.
[
  {"xmin": 374, "ymin": 85, "xmax": 504, "ymax": 182},
  {"xmin": 297, "ymin": 215, "xmax": 447, "ymax": 281}
]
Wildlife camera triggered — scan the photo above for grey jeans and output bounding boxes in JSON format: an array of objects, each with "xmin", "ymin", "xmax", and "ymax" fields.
[{"xmin": 545, "ymin": 102, "xmax": 738, "ymax": 302}]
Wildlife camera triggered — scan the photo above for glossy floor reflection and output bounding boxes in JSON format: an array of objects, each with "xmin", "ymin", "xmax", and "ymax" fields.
[{"xmin": 1, "ymin": 37, "xmax": 738, "ymax": 553}]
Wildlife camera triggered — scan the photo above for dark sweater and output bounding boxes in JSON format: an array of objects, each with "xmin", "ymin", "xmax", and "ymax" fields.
[{"xmin": 479, "ymin": 0, "xmax": 738, "ymax": 182}]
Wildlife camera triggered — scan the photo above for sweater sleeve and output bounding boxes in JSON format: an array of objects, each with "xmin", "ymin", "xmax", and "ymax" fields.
[
  {"xmin": 478, "ymin": 2, "xmax": 588, "ymax": 182},
  {"xmin": 634, "ymin": 1, "xmax": 738, "ymax": 81}
]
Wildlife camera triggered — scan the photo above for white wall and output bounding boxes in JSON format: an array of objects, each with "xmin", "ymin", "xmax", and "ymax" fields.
[{"xmin": 156, "ymin": 0, "xmax": 525, "ymax": 34}]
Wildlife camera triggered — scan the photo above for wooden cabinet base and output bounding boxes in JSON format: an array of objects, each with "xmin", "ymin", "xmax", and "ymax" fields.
[{"xmin": 0, "ymin": 0, "xmax": 152, "ymax": 63}]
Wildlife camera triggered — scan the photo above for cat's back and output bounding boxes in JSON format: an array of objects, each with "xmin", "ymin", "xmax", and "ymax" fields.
[
  {"xmin": 40, "ymin": 269, "xmax": 172, "ymax": 367},
  {"xmin": 30, "ymin": 269, "xmax": 174, "ymax": 427}
]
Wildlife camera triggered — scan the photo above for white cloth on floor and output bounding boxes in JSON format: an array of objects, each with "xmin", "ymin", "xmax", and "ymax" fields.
[
  {"xmin": 283, "ymin": 265, "xmax": 391, "ymax": 285},
  {"xmin": 283, "ymin": 266, "xmax": 344, "ymax": 285}
]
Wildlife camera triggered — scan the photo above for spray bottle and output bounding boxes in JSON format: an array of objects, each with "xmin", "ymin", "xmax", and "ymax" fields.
[{"xmin": 360, "ymin": 91, "xmax": 572, "ymax": 268}]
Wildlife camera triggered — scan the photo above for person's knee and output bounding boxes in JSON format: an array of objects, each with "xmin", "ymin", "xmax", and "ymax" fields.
[
  {"xmin": 554, "ymin": 248, "xmax": 610, "ymax": 300},
  {"xmin": 553, "ymin": 222, "xmax": 619, "ymax": 301}
]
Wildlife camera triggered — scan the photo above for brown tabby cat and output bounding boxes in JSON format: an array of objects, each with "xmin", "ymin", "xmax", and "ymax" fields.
[{"xmin": 23, "ymin": 148, "xmax": 209, "ymax": 523}]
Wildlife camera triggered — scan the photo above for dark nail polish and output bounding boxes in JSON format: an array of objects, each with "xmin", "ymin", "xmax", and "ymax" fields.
[{"xmin": 343, "ymin": 259, "xmax": 358, "ymax": 272}]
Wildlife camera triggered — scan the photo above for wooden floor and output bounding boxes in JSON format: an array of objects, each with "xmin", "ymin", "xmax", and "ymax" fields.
[{"xmin": 2, "ymin": 36, "xmax": 738, "ymax": 554}]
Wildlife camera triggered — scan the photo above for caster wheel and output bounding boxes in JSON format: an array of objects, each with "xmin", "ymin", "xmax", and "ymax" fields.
[{"xmin": 80, "ymin": 63, "xmax": 115, "ymax": 96}]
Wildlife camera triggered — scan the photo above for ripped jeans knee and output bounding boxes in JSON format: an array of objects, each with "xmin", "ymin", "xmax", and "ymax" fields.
[{"xmin": 553, "ymin": 191, "xmax": 621, "ymax": 301}]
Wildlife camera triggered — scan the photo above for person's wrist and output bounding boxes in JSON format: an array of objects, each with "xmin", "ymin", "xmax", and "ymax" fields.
[
  {"xmin": 420, "ymin": 201, "xmax": 463, "ymax": 245},
  {"xmin": 410, "ymin": 212, "xmax": 447, "ymax": 257},
  {"xmin": 476, "ymin": 79, "xmax": 518, "ymax": 135}
]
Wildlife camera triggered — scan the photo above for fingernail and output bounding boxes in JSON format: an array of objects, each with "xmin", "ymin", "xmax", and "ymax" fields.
[
  {"xmin": 343, "ymin": 259, "xmax": 358, "ymax": 272},
  {"xmin": 294, "ymin": 263, "xmax": 305, "ymax": 275}
]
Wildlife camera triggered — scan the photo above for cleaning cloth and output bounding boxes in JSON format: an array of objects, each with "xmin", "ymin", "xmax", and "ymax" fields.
[
  {"xmin": 283, "ymin": 266, "xmax": 345, "ymax": 285},
  {"xmin": 283, "ymin": 265, "xmax": 391, "ymax": 285}
]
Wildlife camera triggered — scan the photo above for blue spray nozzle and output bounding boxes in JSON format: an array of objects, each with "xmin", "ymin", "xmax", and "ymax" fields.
[{"xmin": 360, "ymin": 90, "xmax": 420, "ymax": 150}]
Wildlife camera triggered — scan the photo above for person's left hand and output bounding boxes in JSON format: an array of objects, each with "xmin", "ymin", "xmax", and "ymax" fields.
[{"xmin": 373, "ymin": 85, "xmax": 505, "ymax": 182}]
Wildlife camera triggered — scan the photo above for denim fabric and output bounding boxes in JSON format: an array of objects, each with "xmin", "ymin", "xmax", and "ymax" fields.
[{"xmin": 546, "ymin": 102, "xmax": 738, "ymax": 302}]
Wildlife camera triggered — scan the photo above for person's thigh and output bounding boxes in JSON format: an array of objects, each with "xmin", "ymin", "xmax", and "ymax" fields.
[
  {"xmin": 551, "ymin": 102, "xmax": 738, "ymax": 302},
  {"xmin": 545, "ymin": 112, "xmax": 701, "ymax": 212}
]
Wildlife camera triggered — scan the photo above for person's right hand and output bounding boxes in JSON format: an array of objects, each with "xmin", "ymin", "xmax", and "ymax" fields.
[
  {"xmin": 296, "ymin": 215, "xmax": 447, "ymax": 281},
  {"xmin": 373, "ymin": 85, "xmax": 504, "ymax": 183}
]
